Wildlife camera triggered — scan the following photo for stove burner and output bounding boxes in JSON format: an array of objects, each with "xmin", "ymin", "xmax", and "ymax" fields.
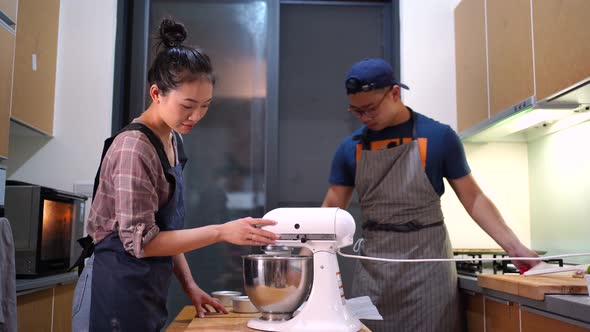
[
  {"xmin": 492, "ymin": 255, "xmax": 564, "ymax": 274},
  {"xmin": 453, "ymin": 249, "xmax": 562, "ymax": 275}
]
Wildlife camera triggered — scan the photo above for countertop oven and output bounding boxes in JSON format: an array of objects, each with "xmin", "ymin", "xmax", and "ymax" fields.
[{"xmin": 5, "ymin": 180, "xmax": 87, "ymax": 277}]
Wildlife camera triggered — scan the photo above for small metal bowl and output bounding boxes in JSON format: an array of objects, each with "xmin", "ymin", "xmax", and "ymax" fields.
[
  {"xmin": 232, "ymin": 295, "xmax": 258, "ymax": 313},
  {"xmin": 211, "ymin": 291, "xmax": 242, "ymax": 307}
]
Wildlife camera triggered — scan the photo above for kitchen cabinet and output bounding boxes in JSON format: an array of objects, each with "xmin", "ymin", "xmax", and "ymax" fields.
[
  {"xmin": 53, "ymin": 283, "xmax": 75, "ymax": 332},
  {"xmin": 0, "ymin": 0, "xmax": 18, "ymax": 23},
  {"xmin": 462, "ymin": 290, "xmax": 484, "ymax": 332},
  {"xmin": 0, "ymin": 25, "xmax": 14, "ymax": 159},
  {"xmin": 486, "ymin": 0, "xmax": 534, "ymax": 117},
  {"xmin": 459, "ymin": 275, "xmax": 590, "ymax": 330},
  {"xmin": 16, "ymin": 288, "xmax": 54, "ymax": 332},
  {"xmin": 10, "ymin": 0, "xmax": 60, "ymax": 135},
  {"xmin": 484, "ymin": 295, "xmax": 519, "ymax": 332},
  {"xmin": 520, "ymin": 307, "xmax": 589, "ymax": 332},
  {"xmin": 532, "ymin": 0, "xmax": 590, "ymax": 101},
  {"xmin": 454, "ymin": 0, "xmax": 488, "ymax": 132},
  {"xmin": 455, "ymin": 0, "xmax": 590, "ymax": 134},
  {"xmin": 16, "ymin": 283, "xmax": 75, "ymax": 332}
]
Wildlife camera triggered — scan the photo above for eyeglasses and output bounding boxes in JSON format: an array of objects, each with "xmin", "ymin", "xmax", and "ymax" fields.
[{"xmin": 348, "ymin": 87, "xmax": 392, "ymax": 119}]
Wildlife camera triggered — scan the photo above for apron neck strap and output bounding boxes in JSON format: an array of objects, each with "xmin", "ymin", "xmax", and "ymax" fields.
[
  {"xmin": 355, "ymin": 107, "xmax": 418, "ymax": 150},
  {"xmin": 407, "ymin": 107, "xmax": 417, "ymax": 141}
]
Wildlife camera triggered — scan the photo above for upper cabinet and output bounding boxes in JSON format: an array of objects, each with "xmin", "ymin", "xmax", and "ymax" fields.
[
  {"xmin": 454, "ymin": 0, "xmax": 488, "ymax": 133},
  {"xmin": 0, "ymin": 25, "xmax": 15, "ymax": 159},
  {"xmin": 532, "ymin": 0, "xmax": 590, "ymax": 101},
  {"xmin": 486, "ymin": 0, "xmax": 534, "ymax": 117},
  {"xmin": 10, "ymin": 0, "xmax": 60, "ymax": 135},
  {"xmin": 0, "ymin": 0, "xmax": 18, "ymax": 24},
  {"xmin": 455, "ymin": 0, "xmax": 590, "ymax": 134}
]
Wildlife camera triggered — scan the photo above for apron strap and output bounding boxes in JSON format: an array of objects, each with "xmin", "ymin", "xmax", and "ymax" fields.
[
  {"xmin": 68, "ymin": 235, "xmax": 95, "ymax": 276},
  {"xmin": 353, "ymin": 127, "xmax": 371, "ymax": 151},
  {"xmin": 353, "ymin": 107, "xmax": 418, "ymax": 151},
  {"xmin": 363, "ymin": 220, "xmax": 444, "ymax": 233},
  {"xmin": 92, "ymin": 123, "xmax": 176, "ymax": 197},
  {"xmin": 408, "ymin": 107, "xmax": 417, "ymax": 141},
  {"xmin": 72, "ymin": 123, "xmax": 181, "ymax": 274},
  {"xmin": 173, "ymin": 131, "xmax": 188, "ymax": 169},
  {"xmin": 123, "ymin": 123, "xmax": 174, "ymax": 181}
]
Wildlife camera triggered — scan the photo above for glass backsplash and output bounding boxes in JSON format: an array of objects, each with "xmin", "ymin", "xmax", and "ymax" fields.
[{"xmin": 528, "ymin": 120, "xmax": 590, "ymax": 265}]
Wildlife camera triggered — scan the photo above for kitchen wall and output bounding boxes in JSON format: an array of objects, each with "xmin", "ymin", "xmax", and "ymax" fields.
[
  {"xmin": 528, "ymin": 121, "xmax": 590, "ymax": 264},
  {"xmin": 442, "ymin": 143, "xmax": 531, "ymax": 248},
  {"xmin": 6, "ymin": 0, "xmax": 116, "ymax": 196},
  {"xmin": 400, "ymin": 0, "xmax": 532, "ymax": 249},
  {"xmin": 4, "ymin": 0, "xmax": 536, "ymax": 252},
  {"xmin": 400, "ymin": 0, "xmax": 460, "ymax": 128}
]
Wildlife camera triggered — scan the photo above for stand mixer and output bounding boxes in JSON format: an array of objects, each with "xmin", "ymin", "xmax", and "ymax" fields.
[{"xmin": 243, "ymin": 207, "xmax": 361, "ymax": 332}]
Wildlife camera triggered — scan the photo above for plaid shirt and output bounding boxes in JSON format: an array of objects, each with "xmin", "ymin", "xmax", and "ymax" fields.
[{"xmin": 87, "ymin": 130, "xmax": 174, "ymax": 258}]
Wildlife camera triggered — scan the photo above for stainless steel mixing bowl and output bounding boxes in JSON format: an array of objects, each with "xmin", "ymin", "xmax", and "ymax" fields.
[{"xmin": 243, "ymin": 254, "xmax": 313, "ymax": 321}]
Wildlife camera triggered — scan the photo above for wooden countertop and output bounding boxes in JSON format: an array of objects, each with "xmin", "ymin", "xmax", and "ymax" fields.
[{"xmin": 167, "ymin": 306, "xmax": 372, "ymax": 331}]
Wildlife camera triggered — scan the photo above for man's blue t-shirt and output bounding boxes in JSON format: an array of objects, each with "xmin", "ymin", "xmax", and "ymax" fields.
[{"xmin": 328, "ymin": 110, "xmax": 470, "ymax": 196}]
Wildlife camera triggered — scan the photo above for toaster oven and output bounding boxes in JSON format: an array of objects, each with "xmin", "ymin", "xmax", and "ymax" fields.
[{"xmin": 5, "ymin": 180, "xmax": 87, "ymax": 277}]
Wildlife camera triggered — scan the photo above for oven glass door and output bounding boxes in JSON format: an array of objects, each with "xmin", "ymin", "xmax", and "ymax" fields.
[{"xmin": 40, "ymin": 199, "xmax": 73, "ymax": 262}]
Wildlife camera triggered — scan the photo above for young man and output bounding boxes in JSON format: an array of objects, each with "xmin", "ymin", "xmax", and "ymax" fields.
[{"xmin": 323, "ymin": 58, "xmax": 538, "ymax": 331}]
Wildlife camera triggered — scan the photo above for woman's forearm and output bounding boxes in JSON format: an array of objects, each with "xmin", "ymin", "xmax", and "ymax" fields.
[
  {"xmin": 172, "ymin": 254, "xmax": 197, "ymax": 290},
  {"xmin": 143, "ymin": 225, "xmax": 223, "ymax": 257}
]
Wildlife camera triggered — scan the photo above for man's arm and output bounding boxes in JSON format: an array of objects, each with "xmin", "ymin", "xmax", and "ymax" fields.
[
  {"xmin": 448, "ymin": 174, "xmax": 538, "ymax": 270},
  {"xmin": 322, "ymin": 185, "xmax": 354, "ymax": 208}
]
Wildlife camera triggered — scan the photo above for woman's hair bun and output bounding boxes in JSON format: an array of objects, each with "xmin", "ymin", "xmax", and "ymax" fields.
[{"xmin": 159, "ymin": 18, "xmax": 187, "ymax": 49}]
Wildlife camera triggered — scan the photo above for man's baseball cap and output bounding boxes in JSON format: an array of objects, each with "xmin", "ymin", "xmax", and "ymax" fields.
[{"xmin": 344, "ymin": 58, "xmax": 409, "ymax": 95}]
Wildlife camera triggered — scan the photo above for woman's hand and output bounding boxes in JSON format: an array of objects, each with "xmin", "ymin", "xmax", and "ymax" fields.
[
  {"xmin": 185, "ymin": 285, "xmax": 228, "ymax": 318},
  {"xmin": 220, "ymin": 217, "xmax": 279, "ymax": 246}
]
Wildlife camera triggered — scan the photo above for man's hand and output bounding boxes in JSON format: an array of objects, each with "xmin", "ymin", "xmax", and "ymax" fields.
[{"xmin": 507, "ymin": 245, "xmax": 540, "ymax": 273}]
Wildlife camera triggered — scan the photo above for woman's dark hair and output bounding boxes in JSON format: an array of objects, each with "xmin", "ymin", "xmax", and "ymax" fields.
[{"xmin": 148, "ymin": 18, "xmax": 214, "ymax": 95}]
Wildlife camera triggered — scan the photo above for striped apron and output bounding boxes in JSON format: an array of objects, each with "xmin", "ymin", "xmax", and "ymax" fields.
[{"xmin": 350, "ymin": 111, "xmax": 461, "ymax": 332}]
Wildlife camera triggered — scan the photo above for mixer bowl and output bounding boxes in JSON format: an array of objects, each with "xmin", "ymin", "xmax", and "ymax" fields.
[{"xmin": 243, "ymin": 254, "xmax": 313, "ymax": 321}]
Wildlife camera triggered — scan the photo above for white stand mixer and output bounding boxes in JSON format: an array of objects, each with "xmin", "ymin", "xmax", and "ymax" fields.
[{"xmin": 247, "ymin": 207, "xmax": 362, "ymax": 332}]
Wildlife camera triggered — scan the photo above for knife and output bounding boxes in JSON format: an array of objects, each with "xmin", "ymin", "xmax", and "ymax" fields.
[{"xmin": 523, "ymin": 262, "xmax": 589, "ymax": 276}]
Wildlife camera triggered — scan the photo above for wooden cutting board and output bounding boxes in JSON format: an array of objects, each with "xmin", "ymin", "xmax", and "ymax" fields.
[{"xmin": 478, "ymin": 274, "xmax": 588, "ymax": 300}]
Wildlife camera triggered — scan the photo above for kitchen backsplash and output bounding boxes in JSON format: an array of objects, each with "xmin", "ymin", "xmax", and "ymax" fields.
[
  {"xmin": 443, "ymin": 120, "xmax": 590, "ymax": 264},
  {"xmin": 442, "ymin": 142, "xmax": 531, "ymax": 249},
  {"xmin": 528, "ymin": 120, "xmax": 590, "ymax": 264}
]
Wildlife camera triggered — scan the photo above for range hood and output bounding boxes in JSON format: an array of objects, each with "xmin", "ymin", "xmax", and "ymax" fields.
[{"xmin": 460, "ymin": 77, "xmax": 590, "ymax": 143}]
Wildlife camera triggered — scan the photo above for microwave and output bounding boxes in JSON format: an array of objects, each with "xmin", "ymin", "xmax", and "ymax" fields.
[{"xmin": 5, "ymin": 180, "xmax": 87, "ymax": 277}]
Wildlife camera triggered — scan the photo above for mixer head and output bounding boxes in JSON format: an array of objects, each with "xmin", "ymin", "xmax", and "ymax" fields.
[{"xmin": 260, "ymin": 207, "xmax": 356, "ymax": 250}]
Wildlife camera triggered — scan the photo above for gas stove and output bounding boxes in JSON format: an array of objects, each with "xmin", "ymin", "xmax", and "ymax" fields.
[{"xmin": 452, "ymin": 249, "xmax": 562, "ymax": 276}]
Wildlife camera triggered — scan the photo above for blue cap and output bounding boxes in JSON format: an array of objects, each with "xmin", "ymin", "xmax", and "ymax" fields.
[{"xmin": 344, "ymin": 58, "xmax": 409, "ymax": 95}]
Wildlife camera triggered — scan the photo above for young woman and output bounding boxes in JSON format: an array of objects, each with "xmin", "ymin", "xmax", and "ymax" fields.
[{"xmin": 71, "ymin": 18, "xmax": 279, "ymax": 331}]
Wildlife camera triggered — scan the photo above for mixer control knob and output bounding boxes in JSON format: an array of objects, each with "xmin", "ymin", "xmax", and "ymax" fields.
[{"xmin": 300, "ymin": 235, "xmax": 307, "ymax": 243}]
